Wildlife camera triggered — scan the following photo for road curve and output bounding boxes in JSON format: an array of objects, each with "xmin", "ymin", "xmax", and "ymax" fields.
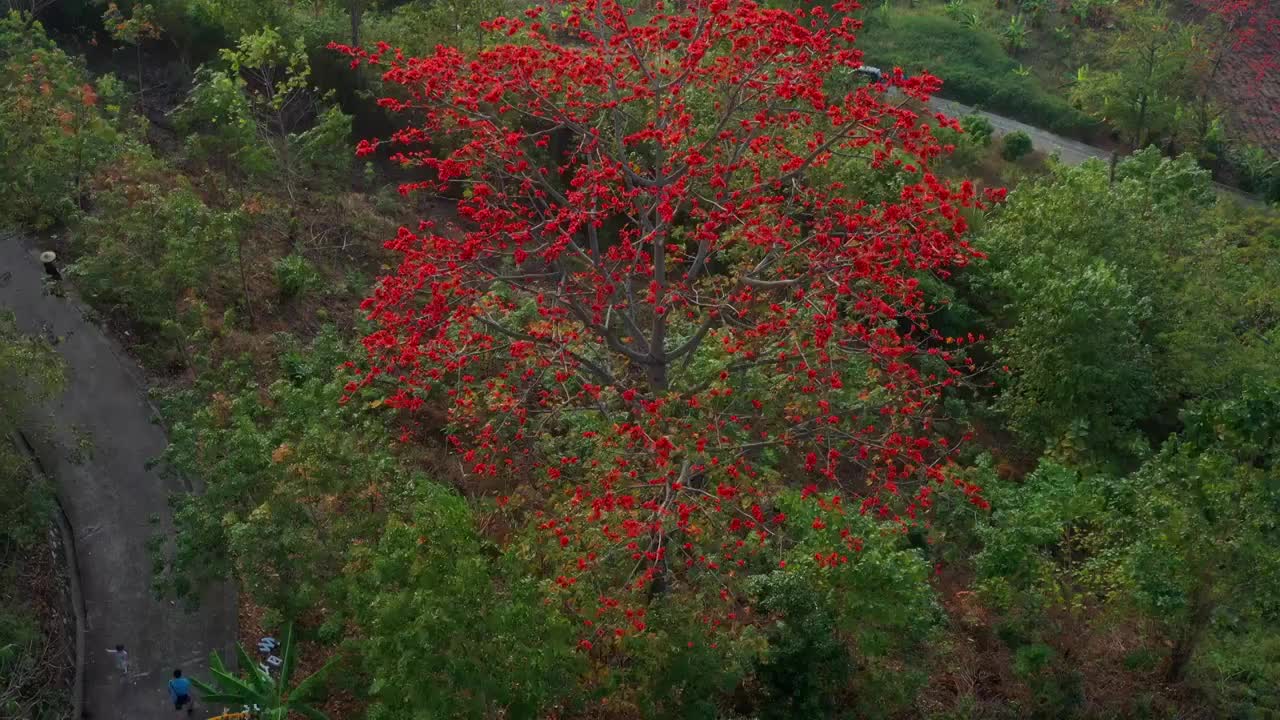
[
  {"xmin": 0, "ymin": 232, "xmax": 235, "ymax": 720},
  {"xmin": 925, "ymin": 96, "xmax": 1263, "ymax": 205}
]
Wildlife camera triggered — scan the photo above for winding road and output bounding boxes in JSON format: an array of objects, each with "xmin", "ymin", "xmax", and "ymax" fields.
[
  {"xmin": 925, "ymin": 96, "xmax": 1263, "ymax": 205},
  {"xmin": 0, "ymin": 232, "xmax": 235, "ymax": 720}
]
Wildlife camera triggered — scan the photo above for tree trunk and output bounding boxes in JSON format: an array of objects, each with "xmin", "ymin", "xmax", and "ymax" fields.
[
  {"xmin": 237, "ymin": 237, "xmax": 257, "ymax": 329},
  {"xmin": 1135, "ymin": 94, "xmax": 1148, "ymax": 149},
  {"xmin": 1166, "ymin": 580, "xmax": 1214, "ymax": 683},
  {"xmin": 350, "ymin": 2, "xmax": 363, "ymax": 48},
  {"xmin": 136, "ymin": 44, "xmax": 145, "ymax": 113}
]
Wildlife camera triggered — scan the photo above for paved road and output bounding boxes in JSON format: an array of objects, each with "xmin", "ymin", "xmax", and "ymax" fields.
[
  {"xmin": 928, "ymin": 96, "xmax": 1109, "ymax": 166},
  {"xmin": 926, "ymin": 96, "xmax": 1263, "ymax": 205},
  {"xmin": 0, "ymin": 233, "xmax": 235, "ymax": 720}
]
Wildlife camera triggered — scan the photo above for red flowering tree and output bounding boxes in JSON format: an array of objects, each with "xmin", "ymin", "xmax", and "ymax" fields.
[
  {"xmin": 337, "ymin": 0, "xmax": 995, "ymax": 634},
  {"xmin": 1192, "ymin": 0, "xmax": 1279, "ymax": 154}
]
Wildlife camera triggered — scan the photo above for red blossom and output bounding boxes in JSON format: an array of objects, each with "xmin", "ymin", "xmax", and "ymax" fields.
[{"xmin": 342, "ymin": 0, "xmax": 991, "ymax": 632}]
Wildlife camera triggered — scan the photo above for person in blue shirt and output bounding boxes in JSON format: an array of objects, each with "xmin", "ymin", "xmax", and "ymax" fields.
[{"xmin": 168, "ymin": 668, "xmax": 194, "ymax": 715}]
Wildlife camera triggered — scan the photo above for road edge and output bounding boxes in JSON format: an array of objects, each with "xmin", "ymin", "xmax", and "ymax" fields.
[{"xmin": 13, "ymin": 430, "xmax": 85, "ymax": 720}]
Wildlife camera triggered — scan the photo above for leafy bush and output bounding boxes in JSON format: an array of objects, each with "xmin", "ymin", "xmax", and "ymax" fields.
[
  {"xmin": 175, "ymin": 66, "xmax": 272, "ymax": 177},
  {"xmin": 0, "ymin": 313, "xmax": 67, "ymax": 719},
  {"xmin": 748, "ymin": 571, "xmax": 852, "ymax": 720},
  {"xmin": 294, "ymin": 105, "xmax": 353, "ymax": 183},
  {"xmin": 0, "ymin": 312, "xmax": 64, "ymax": 548},
  {"xmin": 274, "ymin": 254, "xmax": 320, "ymax": 300},
  {"xmin": 961, "ymin": 114, "xmax": 995, "ymax": 147},
  {"xmin": 355, "ymin": 485, "xmax": 582, "ymax": 720},
  {"xmin": 72, "ymin": 152, "xmax": 244, "ymax": 340},
  {"xmin": 163, "ymin": 328, "xmax": 407, "ymax": 614},
  {"xmin": 1001, "ymin": 130, "xmax": 1033, "ymax": 161},
  {"xmin": 972, "ymin": 150, "xmax": 1245, "ymax": 456}
]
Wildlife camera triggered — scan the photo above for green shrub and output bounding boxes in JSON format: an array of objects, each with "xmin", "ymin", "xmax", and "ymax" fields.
[
  {"xmin": 748, "ymin": 571, "xmax": 853, "ymax": 720},
  {"xmin": 175, "ymin": 66, "xmax": 272, "ymax": 178},
  {"xmin": 961, "ymin": 114, "xmax": 995, "ymax": 147},
  {"xmin": 274, "ymin": 254, "xmax": 320, "ymax": 299},
  {"xmin": 1001, "ymin": 130, "xmax": 1034, "ymax": 161},
  {"xmin": 72, "ymin": 151, "xmax": 244, "ymax": 341},
  {"xmin": 1013, "ymin": 643, "xmax": 1055, "ymax": 678}
]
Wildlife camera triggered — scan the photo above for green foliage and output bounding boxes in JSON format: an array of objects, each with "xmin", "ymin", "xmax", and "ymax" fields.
[
  {"xmin": 0, "ymin": 311, "xmax": 64, "ymax": 549},
  {"xmin": 176, "ymin": 66, "xmax": 272, "ymax": 177},
  {"xmin": 747, "ymin": 571, "xmax": 852, "ymax": 720},
  {"xmin": 972, "ymin": 149, "xmax": 1273, "ymax": 458},
  {"xmin": 71, "ymin": 151, "xmax": 243, "ymax": 339},
  {"xmin": 1069, "ymin": 5, "xmax": 1202, "ymax": 148},
  {"xmin": 1000, "ymin": 130, "xmax": 1033, "ymax": 161},
  {"xmin": 857, "ymin": 11, "xmax": 1094, "ymax": 135},
  {"xmin": 1002, "ymin": 14, "xmax": 1029, "ymax": 54},
  {"xmin": 274, "ymin": 253, "xmax": 320, "ymax": 299},
  {"xmin": 294, "ymin": 105, "xmax": 353, "ymax": 183},
  {"xmin": 974, "ymin": 461, "xmax": 1100, "ymax": 613},
  {"xmin": 103, "ymin": 2, "xmax": 162, "ymax": 45},
  {"xmin": 220, "ymin": 27, "xmax": 312, "ymax": 108},
  {"xmin": 1085, "ymin": 383, "xmax": 1280, "ymax": 689},
  {"xmin": 960, "ymin": 114, "xmax": 995, "ymax": 148},
  {"xmin": 162, "ymin": 327, "xmax": 411, "ymax": 615},
  {"xmin": 770, "ymin": 492, "xmax": 939, "ymax": 716},
  {"xmin": 187, "ymin": 26, "xmax": 354, "ymax": 190},
  {"xmin": 1000, "ymin": 257, "xmax": 1153, "ymax": 453},
  {"xmin": 0, "ymin": 313, "xmax": 66, "ymax": 719},
  {"xmin": 0, "ymin": 13, "xmax": 123, "ymax": 229},
  {"xmin": 1229, "ymin": 144, "xmax": 1280, "ymax": 202},
  {"xmin": 361, "ymin": 0, "xmax": 507, "ymax": 56},
  {"xmin": 1068, "ymin": 0, "xmax": 1115, "ymax": 26},
  {"xmin": 354, "ymin": 483, "xmax": 581, "ymax": 720},
  {"xmin": 1012, "ymin": 642, "xmax": 1054, "ymax": 678}
]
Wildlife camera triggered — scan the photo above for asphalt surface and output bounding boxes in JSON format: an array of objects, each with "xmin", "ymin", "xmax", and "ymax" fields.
[{"xmin": 0, "ymin": 232, "xmax": 235, "ymax": 720}]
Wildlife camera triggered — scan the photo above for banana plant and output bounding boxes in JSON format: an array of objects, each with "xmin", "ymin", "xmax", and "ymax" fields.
[{"xmin": 191, "ymin": 623, "xmax": 337, "ymax": 720}]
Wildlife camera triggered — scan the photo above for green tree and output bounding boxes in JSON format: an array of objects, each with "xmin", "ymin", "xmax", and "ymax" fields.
[
  {"xmin": 192, "ymin": 622, "xmax": 337, "ymax": 719},
  {"xmin": 163, "ymin": 328, "xmax": 410, "ymax": 615},
  {"xmin": 971, "ymin": 149, "xmax": 1255, "ymax": 459},
  {"xmin": 214, "ymin": 27, "xmax": 352, "ymax": 200},
  {"xmin": 1070, "ymin": 4, "xmax": 1201, "ymax": 148},
  {"xmin": 1086, "ymin": 382, "xmax": 1280, "ymax": 686},
  {"xmin": 353, "ymin": 483, "xmax": 581, "ymax": 720},
  {"xmin": 102, "ymin": 2, "xmax": 163, "ymax": 110},
  {"xmin": 994, "ymin": 258, "xmax": 1154, "ymax": 456},
  {"xmin": 71, "ymin": 151, "xmax": 246, "ymax": 361},
  {"xmin": 0, "ymin": 14, "xmax": 122, "ymax": 228},
  {"xmin": 1002, "ymin": 14, "xmax": 1029, "ymax": 55},
  {"xmin": 0, "ymin": 311, "xmax": 64, "ymax": 548}
]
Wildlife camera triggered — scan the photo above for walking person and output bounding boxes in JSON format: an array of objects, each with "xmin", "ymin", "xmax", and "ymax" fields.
[
  {"xmin": 40, "ymin": 251, "xmax": 61, "ymax": 282},
  {"xmin": 168, "ymin": 668, "xmax": 195, "ymax": 716},
  {"xmin": 106, "ymin": 644, "xmax": 129, "ymax": 678}
]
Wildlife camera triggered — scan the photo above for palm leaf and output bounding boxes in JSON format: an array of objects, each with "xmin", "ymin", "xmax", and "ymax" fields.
[
  {"xmin": 193, "ymin": 691, "xmax": 255, "ymax": 704},
  {"xmin": 291, "ymin": 701, "xmax": 331, "ymax": 720},
  {"xmin": 288, "ymin": 654, "xmax": 340, "ymax": 704},
  {"xmin": 278, "ymin": 621, "xmax": 297, "ymax": 690},
  {"xmin": 235, "ymin": 642, "xmax": 274, "ymax": 695}
]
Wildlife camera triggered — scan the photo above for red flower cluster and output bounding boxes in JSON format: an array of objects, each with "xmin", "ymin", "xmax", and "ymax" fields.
[{"xmin": 337, "ymin": 0, "xmax": 993, "ymax": 632}]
